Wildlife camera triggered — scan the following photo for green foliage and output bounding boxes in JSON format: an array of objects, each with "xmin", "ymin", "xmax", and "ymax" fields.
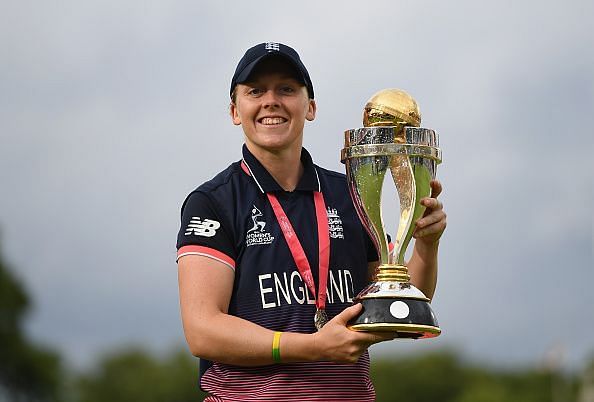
[
  {"xmin": 0, "ymin": 241, "xmax": 63, "ymax": 401},
  {"xmin": 372, "ymin": 351, "xmax": 579, "ymax": 402},
  {"xmin": 74, "ymin": 347, "xmax": 206, "ymax": 402},
  {"xmin": 0, "ymin": 257, "xmax": 29, "ymax": 332},
  {"xmin": 372, "ymin": 351, "xmax": 467, "ymax": 402},
  {"xmin": 456, "ymin": 369, "xmax": 551, "ymax": 402}
]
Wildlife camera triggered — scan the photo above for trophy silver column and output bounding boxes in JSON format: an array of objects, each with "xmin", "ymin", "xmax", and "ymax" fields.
[{"xmin": 341, "ymin": 89, "xmax": 442, "ymax": 339}]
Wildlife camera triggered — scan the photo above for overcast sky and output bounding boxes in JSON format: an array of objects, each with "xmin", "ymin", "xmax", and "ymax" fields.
[{"xmin": 1, "ymin": 0, "xmax": 592, "ymax": 371}]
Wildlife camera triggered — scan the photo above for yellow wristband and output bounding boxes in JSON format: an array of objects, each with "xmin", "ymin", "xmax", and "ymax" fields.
[{"xmin": 272, "ymin": 331, "xmax": 282, "ymax": 363}]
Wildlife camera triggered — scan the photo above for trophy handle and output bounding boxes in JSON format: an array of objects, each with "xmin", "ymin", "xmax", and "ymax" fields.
[
  {"xmin": 346, "ymin": 156, "xmax": 390, "ymax": 265},
  {"xmin": 390, "ymin": 156, "xmax": 433, "ymax": 265}
]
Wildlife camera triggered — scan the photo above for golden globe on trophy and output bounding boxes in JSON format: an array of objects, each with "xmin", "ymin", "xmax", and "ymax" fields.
[{"xmin": 341, "ymin": 89, "xmax": 442, "ymax": 339}]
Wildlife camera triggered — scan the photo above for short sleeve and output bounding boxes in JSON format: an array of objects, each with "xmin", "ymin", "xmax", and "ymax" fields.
[{"xmin": 176, "ymin": 191, "xmax": 236, "ymax": 270}]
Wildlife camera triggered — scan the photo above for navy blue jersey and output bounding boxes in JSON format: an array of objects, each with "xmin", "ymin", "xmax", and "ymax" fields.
[{"xmin": 177, "ymin": 145, "xmax": 378, "ymax": 401}]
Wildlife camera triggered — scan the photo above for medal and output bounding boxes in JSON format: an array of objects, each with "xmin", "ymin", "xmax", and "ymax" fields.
[{"xmin": 314, "ymin": 308, "xmax": 328, "ymax": 330}]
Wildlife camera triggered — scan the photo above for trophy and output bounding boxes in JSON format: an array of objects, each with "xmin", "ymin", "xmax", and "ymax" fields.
[{"xmin": 341, "ymin": 88, "xmax": 441, "ymax": 339}]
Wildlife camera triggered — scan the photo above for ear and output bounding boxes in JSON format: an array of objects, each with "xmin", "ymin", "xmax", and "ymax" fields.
[
  {"xmin": 306, "ymin": 99, "xmax": 317, "ymax": 121},
  {"xmin": 230, "ymin": 102, "xmax": 242, "ymax": 126}
]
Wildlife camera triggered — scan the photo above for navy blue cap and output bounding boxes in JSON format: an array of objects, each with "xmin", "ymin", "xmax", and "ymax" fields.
[{"xmin": 230, "ymin": 42, "xmax": 314, "ymax": 99}]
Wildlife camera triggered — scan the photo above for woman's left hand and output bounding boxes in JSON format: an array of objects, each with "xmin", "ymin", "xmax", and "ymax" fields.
[{"xmin": 413, "ymin": 180, "xmax": 447, "ymax": 245}]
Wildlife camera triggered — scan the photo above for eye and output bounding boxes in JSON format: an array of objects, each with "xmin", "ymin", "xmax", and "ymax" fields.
[
  {"xmin": 279, "ymin": 85, "xmax": 296, "ymax": 94},
  {"xmin": 247, "ymin": 87, "xmax": 265, "ymax": 97}
]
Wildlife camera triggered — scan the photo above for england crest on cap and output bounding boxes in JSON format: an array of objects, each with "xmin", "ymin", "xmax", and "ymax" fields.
[{"xmin": 265, "ymin": 42, "xmax": 280, "ymax": 52}]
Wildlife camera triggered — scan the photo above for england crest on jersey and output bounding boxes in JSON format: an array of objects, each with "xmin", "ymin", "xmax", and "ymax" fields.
[{"xmin": 327, "ymin": 207, "xmax": 344, "ymax": 239}]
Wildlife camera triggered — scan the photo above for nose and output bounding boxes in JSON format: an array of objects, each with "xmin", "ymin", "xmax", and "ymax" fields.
[{"xmin": 262, "ymin": 90, "xmax": 280, "ymax": 108}]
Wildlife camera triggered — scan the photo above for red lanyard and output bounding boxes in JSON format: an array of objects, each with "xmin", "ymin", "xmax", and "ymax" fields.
[{"xmin": 266, "ymin": 191, "xmax": 330, "ymax": 329}]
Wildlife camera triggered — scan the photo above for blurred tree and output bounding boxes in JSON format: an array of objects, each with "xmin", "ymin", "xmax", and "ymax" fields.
[
  {"xmin": 372, "ymin": 351, "xmax": 580, "ymax": 402},
  {"xmin": 577, "ymin": 355, "xmax": 594, "ymax": 402},
  {"xmin": 371, "ymin": 350, "xmax": 467, "ymax": 402},
  {"xmin": 0, "ymin": 238, "xmax": 63, "ymax": 401},
  {"xmin": 74, "ymin": 347, "xmax": 206, "ymax": 402},
  {"xmin": 457, "ymin": 368, "xmax": 553, "ymax": 402}
]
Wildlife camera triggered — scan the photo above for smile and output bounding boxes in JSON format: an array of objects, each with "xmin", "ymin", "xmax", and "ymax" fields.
[{"xmin": 259, "ymin": 117, "xmax": 287, "ymax": 125}]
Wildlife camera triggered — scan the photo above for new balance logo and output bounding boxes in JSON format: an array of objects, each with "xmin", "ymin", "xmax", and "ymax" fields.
[
  {"xmin": 265, "ymin": 42, "xmax": 280, "ymax": 52},
  {"xmin": 185, "ymin": 217, "xmax": 220, "ymax": 237}
]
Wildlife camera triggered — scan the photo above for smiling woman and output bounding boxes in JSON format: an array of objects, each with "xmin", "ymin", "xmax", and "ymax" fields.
[
  {"xmin": 230, "ymin": 59, "xmax": 317, "ymax": 178},
  {"xmin": 175, "ymin": 42, "xmax": 446, "ymax": 402}
]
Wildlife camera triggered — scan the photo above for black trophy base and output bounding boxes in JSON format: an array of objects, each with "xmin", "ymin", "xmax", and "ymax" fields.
[{"xmin": 348, "ymin": 297, "xmax": 441, "ymax": 339}]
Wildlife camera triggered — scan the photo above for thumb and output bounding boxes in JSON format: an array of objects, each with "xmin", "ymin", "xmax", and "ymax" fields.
[{"xmin": 332, "ymin": 303, "xmax": 363, "ymax": 325}]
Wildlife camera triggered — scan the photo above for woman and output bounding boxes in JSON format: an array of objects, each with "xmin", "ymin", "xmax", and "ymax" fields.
[{"xmin": 177, "ymin": 42, "xmax": 446, "ymax": 401}]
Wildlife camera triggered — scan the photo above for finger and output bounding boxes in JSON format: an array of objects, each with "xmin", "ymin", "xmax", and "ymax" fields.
[
  {"xmin": 369, "ymin": 331, "xmax": 397, "ymax": 342},
  {"xmin": 430, "ymin": 180, "xmax": 442, "ymax": 198},
  {"xmin": 331, "ymin": 303, "xmax": 363, "ymax": 325},
  {"xmin": 416, "ymin": 210, "xmax": 446, "ymax": 228},
  {"xmin": 414, "ymin": 219, "xmax": 447, "ymax": 238},
  {"xmin": 421, "ymin": 197, "xmax": 443, "ymax": 211},
  {"xmin": 356, "ymin": 331, "xmax": 396, "ymax": 345}
]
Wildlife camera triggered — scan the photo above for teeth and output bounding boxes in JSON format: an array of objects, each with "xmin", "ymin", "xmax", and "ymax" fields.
[{"xmin": 260, "ymin": 117, "xmax": 286, "ymax": 125}]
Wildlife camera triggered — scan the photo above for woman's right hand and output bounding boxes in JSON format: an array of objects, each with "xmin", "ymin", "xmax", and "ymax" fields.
[{"xmin": 312, "ymin": 303, "xmax": 395, "ymax": 364}]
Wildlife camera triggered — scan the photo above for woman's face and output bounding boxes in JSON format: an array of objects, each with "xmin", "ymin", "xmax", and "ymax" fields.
[{"xmin": 230, "ymin": 59, "xmax": 316, "ymax": 156}]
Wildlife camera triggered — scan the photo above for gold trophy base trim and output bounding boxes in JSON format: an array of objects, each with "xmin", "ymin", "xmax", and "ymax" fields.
[{"xmin": 349, "ymin": 323, "xmax": 441, "ymax": 338}]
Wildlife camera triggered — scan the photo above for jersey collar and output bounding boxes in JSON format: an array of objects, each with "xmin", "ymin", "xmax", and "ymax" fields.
[{"xmin": 241, "ymin": 144, "xmax": 321, "ymax": 193}]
